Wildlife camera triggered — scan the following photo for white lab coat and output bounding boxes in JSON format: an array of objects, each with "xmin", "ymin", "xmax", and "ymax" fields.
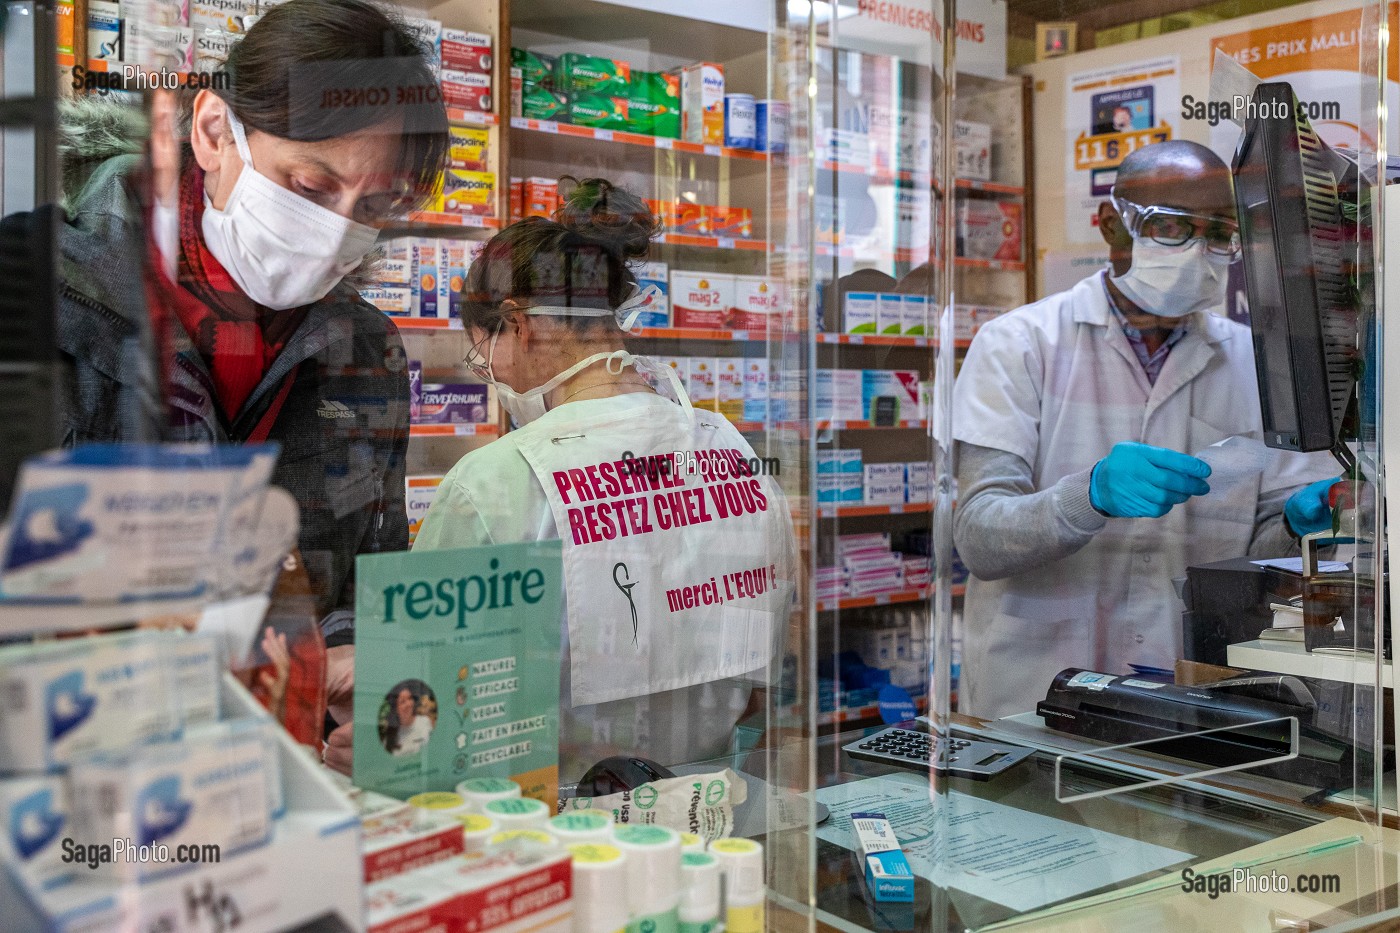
[
  {"xmin": 952, "ymin": 270, "xmax": 1335, "ymax": 719},
  {"xmin": 413, "ymin": 391, "xmax": 796, "ymax": 781}
]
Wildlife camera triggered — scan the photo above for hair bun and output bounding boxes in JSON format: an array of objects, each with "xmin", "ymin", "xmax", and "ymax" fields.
[{"xmin": 556, "ymin": 176, "xmax": 658, "ymax": 260}]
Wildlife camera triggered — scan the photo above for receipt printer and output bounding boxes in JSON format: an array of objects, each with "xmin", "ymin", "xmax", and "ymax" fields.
[{"xmin": 1037, "ymin": 669, "xmax": 1363, "ymax": 791}]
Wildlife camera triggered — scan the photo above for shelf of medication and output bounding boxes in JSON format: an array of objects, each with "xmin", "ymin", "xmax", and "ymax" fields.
[
  {"xmin": 510, "ymin": 116, "xmax": 771, "ymax": 161},
  {"xmin": 816, "ymin": 333, "xmax": 970, "ymax": 349},
  {"xmin": 402, "ymin": 211, "xmax": 503, "ymax": 230},
  {"xmin": 816, "ymin": 583, "xmax": 964, "ymax": 613},
  {"xmin": 409, "ymin": 423, "xmax": 500, "ymax": 438},
  {"xmin": 818, "ymin": 502, "xmax": 932, "ymax": 519},
  {"xmin": 956, "ymin": 257, "xmax": 1026, "ymax": 272},
  {"xmin": 956, "ymin": 179, "xmax": 1024, "ymax": 196},
  {"xmin": 818, "ymin": 694, "xmax": 930, "ymax": 728},
  {"xmin": 656, "ymin": 233, "xmax": 770, "ymax": 251},
  {"xmin": 817, "ymin": 419, "xmax": 928, "ymax": 432}
]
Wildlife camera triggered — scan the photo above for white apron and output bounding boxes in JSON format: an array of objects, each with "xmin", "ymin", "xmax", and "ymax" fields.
[
  {"xmin": 952, "ymin": 271, "xmax": 1336, "ymax": 719},
  {"xmin": 513, "ymin": 393, "xmax": 793, "ymax": 707}
]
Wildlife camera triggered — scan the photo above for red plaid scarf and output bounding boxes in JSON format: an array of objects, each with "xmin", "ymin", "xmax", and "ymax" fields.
[{"xmin": 168, "ymin": 162, "xmax": 309, "ymax": 421}]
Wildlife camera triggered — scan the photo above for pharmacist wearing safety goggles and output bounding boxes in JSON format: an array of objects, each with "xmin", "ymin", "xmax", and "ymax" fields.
[{"xmin": 949, "ymin": 140, "xmax": 1338, "ymax": 719}]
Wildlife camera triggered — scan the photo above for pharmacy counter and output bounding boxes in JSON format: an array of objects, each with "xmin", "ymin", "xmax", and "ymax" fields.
[{"xmin": 753, "ymin": 716, "xmax": 1400, "ymax": 932}]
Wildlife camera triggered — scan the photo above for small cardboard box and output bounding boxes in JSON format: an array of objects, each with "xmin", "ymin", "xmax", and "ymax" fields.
[{"xmin": 671, "ymin": 271, "xmax": 733, "ymax": 329}]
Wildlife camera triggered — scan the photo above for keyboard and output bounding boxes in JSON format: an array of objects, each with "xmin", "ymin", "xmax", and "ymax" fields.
[{"xmin": 843, "ymin": 726, "xmax": 1034, "ymax": 780}]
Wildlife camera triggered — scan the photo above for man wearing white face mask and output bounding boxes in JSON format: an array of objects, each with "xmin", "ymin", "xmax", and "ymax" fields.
[
  {"xmin": 950, "ymin": 141, "xmax": 1337, "ymax": 719},
  {"xmin": 406, "ymin": 179, "xmax": 797, "ymax": 784}
]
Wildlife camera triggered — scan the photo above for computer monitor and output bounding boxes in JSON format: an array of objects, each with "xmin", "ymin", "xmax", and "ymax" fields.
[{"xmin": 1231, "ymin": 81, "xmax": 1361, "ymax": 469}]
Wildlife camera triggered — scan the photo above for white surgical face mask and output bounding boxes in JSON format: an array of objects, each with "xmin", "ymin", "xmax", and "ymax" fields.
[
  {"xmin": 200, "ymin": 108, "xmax": 380, "ymax": 310},
  {"xmin": 485, "ymin": 339, "xmax": 690, "ymax": 427},
  {"xmin": 1109, "ymin": 237, "xmax": 1232, "ymax": 318}
]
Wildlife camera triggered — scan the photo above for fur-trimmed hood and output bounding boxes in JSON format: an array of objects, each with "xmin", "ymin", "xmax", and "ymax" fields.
[{"xmin": 58, "ymin": 96, "xmax": 147, "ymax": 205}]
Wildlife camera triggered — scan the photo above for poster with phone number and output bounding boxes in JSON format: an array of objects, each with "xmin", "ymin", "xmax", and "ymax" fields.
[{"xmin": 1064, "ymin": 56, "xmax": 1180, "ymax": 244}]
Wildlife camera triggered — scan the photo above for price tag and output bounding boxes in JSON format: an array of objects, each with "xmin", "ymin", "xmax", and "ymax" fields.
[
  {"xmin": 704, "ymin": 145, "xmax": 721, "ymax": 156},
  {"xmin": 891, "ymin": 505, "xmax": 904, "ymax": 514},
  {"xmin": 655, "ymin": 137, "xmax": 672, "ymax": 149},
  {"xmin": 509, "ymin": 117, "xmax": 527, "ymax": 129},
  {"xmin": 718, "ymin": 237, "xmax": 735, "ymax": 249},
  {"xmin": 849, "ymin": 335, "xmax": 864, "ymax": 345},
  {"xmin": 594, "ymin": 129, "xmax": 614, "ymax": 141},
  {"xmin": 539, "ymin": 121, "xmax": 559, "ymax": 134}
]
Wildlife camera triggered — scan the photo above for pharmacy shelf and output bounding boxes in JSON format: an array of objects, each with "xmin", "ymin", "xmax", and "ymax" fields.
[
  {"xmin": 956, "ymin": 258, "xmax": 1026, "ymax": 272},
  {"xmin": 393, "ymin": 317, "xmax": 464, "ymax": 331},
  {"xmin": 820, "ymin": 161, "xmax": 934, "ymax": 189},
  {"xmin": 818, "ymin": 694, "xmax": 930, "ymax": 728},
  {"xmin": 656, "ymin": 233, "xmax": 770, "ymax": 251},
  {"xmin": 409, "ymin": 423, "xmax": 499, "ymax": 438},
  {"xmin": 448, "ymin": 109, "xmax": 498, "ymax": 127},
  {"xmin": 818, "ymin": 502, "xmax": 932, "ymax": 519},
  {"xmin": 1226, "ymin": 639, "xmax": 1393, "ymax": 688},
  {"xmin": 816, "ymin": 333, "xmax": 970, "ymax": 350},
  {"xmin": 402, "ymin": 211, "xmax": 502, "ymax": 230},
  {"xmin": 817, "ymin": 419, "xmax": 928, "ymax": 432},
  {"xmin": 955, "ymin": 179, "xmax": 1024, "ymax": 196},
  {"xmin": 510, "ymin": 117, "xmax": 769, "ymax": 161},
  {"xmin": 816, "ymin": 584, "xmax": 965, "ymax": 613}
]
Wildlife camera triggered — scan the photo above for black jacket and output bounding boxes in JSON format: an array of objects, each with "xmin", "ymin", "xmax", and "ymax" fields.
[{"xmin": 54, "ymin": 152, "xmax": 409, "ymax": 641}]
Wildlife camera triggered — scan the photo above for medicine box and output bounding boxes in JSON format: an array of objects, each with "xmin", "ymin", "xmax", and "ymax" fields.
[
  {"xmin": 901, "ymin": 294, "xmax": 929, "ymax": 336},
  {"xmin": 634, "ymin": 262, "xmax": 670, "ymax": 328},
  {"xmin": 366, "ymin": 849, "xmax": 573, "ymax": 933},
  {"xmin": 412, "ymin": 239, "xmax": 444, "ymax": 317},
  {"xmin": 441, "ymin": 70, "xmax": 493, "ymax": 113},
  {"xmin": 556, "ymin": 52, "xmax": 631, "ymax": 96},
  {"xmin": 957, "ymin": 201, "xmax": 1023, "ymax": 262},
  {"xmin": 442, "ymin": 169, "xmax": 496, "ymax": 216},
  {"xmin": 400, "ymin": 15, "xmax": 442, "ymax": 67},
  {"xmin": 843, "ymin": 292, "xmax": 878, "ymax": 334},
  {"xmin": 441, "ymin": 28, "xmax": 492, "ymax": 75},
  {"xmin": 954, "ymin": 120, "xmax": 991, "ymax": 181},
  {"xmin": 406, "ymin": 475, "xmax": 444, "ymax": 545},
  {"xmin": 816, "ymin": 369, "xmax": 864, "ymax": 423},
  {"xmin": 68, "ymin": 717, "xmax": 279, "ymax": 881},
  {"xmin": 687, "ymin": 358, "xmax": 719, "ymax": 411},
  {"xmin": 742, "ymin": 358, "xmax": 769, "ymax": 422},
  {"xmin": 671, "ymin": 271, "xmax": 733, "ymax": 330},
  {"xmin": 863, "ymin": 464, "xmax": 906, "ymax": 506},
  {"xmin": 730, "ymin": 275, "xmax": 785, "ymax": 331},
  {"xmin": 680, "ymin": 62, "xmax": 725, "ymax": 145},
  {"xmin": 853, "ymin": 812, "xmax": 914, "ymax": 902},
  {"xmin": 524, "ymin": 177, "xmax": 558, "ymax": 219},
  {"xmin": 708, "ymin": 206, "xmax": 753, "ymax": 238},
  {"xmin": 0, "ymin": 632, "xmax": 218, "ymax": 773},
  {"xmin": 716, "ymin": 358, "xmax": 744, "ymax": 421},
  {"xmin": 877, "ymin": 294, "xmax": 904, "ymax": 335},
  {"xmin": 448, "ymin": 126, "xmax": 490, "ymax": 172},
  {"xmin": 362, "ymin": 807, "xmax": 464, "ymax": 883},
  {"xmin": 906, "ymin": 461, "xmax": 933, "ymax": 486},
  {"xmin": 861, "ymin": 370, "xmax": 920, "ymax": 421},
  {"xmin": 416, "ymin": 382, "xmax": 489, "ymax": 424},
  {"xmin": 817, "ymin": 449, "xmax": 862, "ymax": 474},
  {"xmin": 0, "ymin": 776, "xmax": 75, "ymax": 888},
  {"xmin": 362, "ymin": 288, "xmax": 412, "ymax": 316},
  {"xmin": 817, "ymin": 474, "xmax": 863, "ymax": 504}
]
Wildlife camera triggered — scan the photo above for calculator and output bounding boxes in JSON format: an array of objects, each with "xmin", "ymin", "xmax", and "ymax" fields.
[{"xmin": 842, "ymin": 724, "xmax": 1034, "ymax": 781}]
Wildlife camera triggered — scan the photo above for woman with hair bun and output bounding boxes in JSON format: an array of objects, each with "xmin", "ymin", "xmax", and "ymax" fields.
[{"xmin": 411, "ymin": 178, "xmax": 797, "ymax": 784}]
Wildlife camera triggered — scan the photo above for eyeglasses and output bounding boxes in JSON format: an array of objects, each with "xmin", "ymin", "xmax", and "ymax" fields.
[
  {"xmin": 464, "ymin": 328, "xmax": 498, "ymax": 380},
  {"xmin": 1111, "ymin": 194, "xmax": 1242, "ymax": 259}
]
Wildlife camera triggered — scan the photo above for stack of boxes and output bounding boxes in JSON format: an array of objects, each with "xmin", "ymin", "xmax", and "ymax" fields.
[
  {"xmin": 509, "ymin": 49, "xmax": 784, "ymax": 152},
  {"xmin": 359, "ymin": 238, "xmax": 482, "ymax": 320},
  {"xmin": 815, "ymin": 369, "xmax": 924, "ymax": 423},
  {"xmin": 839, "ymin": 293, "xmax": 930, "ymax": 337},
  {"xmin": 650, "ymin": 356, "xmax": 791, "ymax": 424},
  {"xmin": 817, "ymin": 453, "xmax": 932, "ymax": 507},
  {"xmin": 814, "ymin": 533, "xmax": 932, "ymax": 606}
]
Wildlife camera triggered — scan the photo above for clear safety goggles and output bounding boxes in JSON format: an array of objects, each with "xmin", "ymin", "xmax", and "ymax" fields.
[{"xmin": 1110, "ymin": 193, "xmax": 1241, "ymax": 259}]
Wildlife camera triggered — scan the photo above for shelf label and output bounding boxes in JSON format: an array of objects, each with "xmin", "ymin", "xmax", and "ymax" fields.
[
  {"xmin": 718, "ymin": 237, "xmax": 735, "ymax": 249},
  {"xmin": 731, "ymin": 330, "xmax": 748, "ymax": 341},
  {"xmin": 509, "ymin": 117, "xmax": 527, "ymax": 129},
  {"xmin": 849, "ymin": 335, "xmax": 864, "ymax": 345},
  {"xmin": 594, "ymin": 129, "xmax": 613, "ymax": 141},
  {"xmin": 704, "ymin": 145, "xmax": 721, "ymax": 156},
  {"xmin": 539, "ymin": 121, "xmax": 559, "ymax": 134},
  {"xmin": 655, "ymin": 137, "xmax": 672, "ymax": 149}
]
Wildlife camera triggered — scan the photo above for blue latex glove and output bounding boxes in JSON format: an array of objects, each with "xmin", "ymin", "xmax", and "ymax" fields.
[
  {"xmin": 1285, "ymin": 477, "xmax": 1340, "ymax": 536},
  {"xmin": 1089, "ymin": 442, "xmax": 1212, "ymax": 518}
]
